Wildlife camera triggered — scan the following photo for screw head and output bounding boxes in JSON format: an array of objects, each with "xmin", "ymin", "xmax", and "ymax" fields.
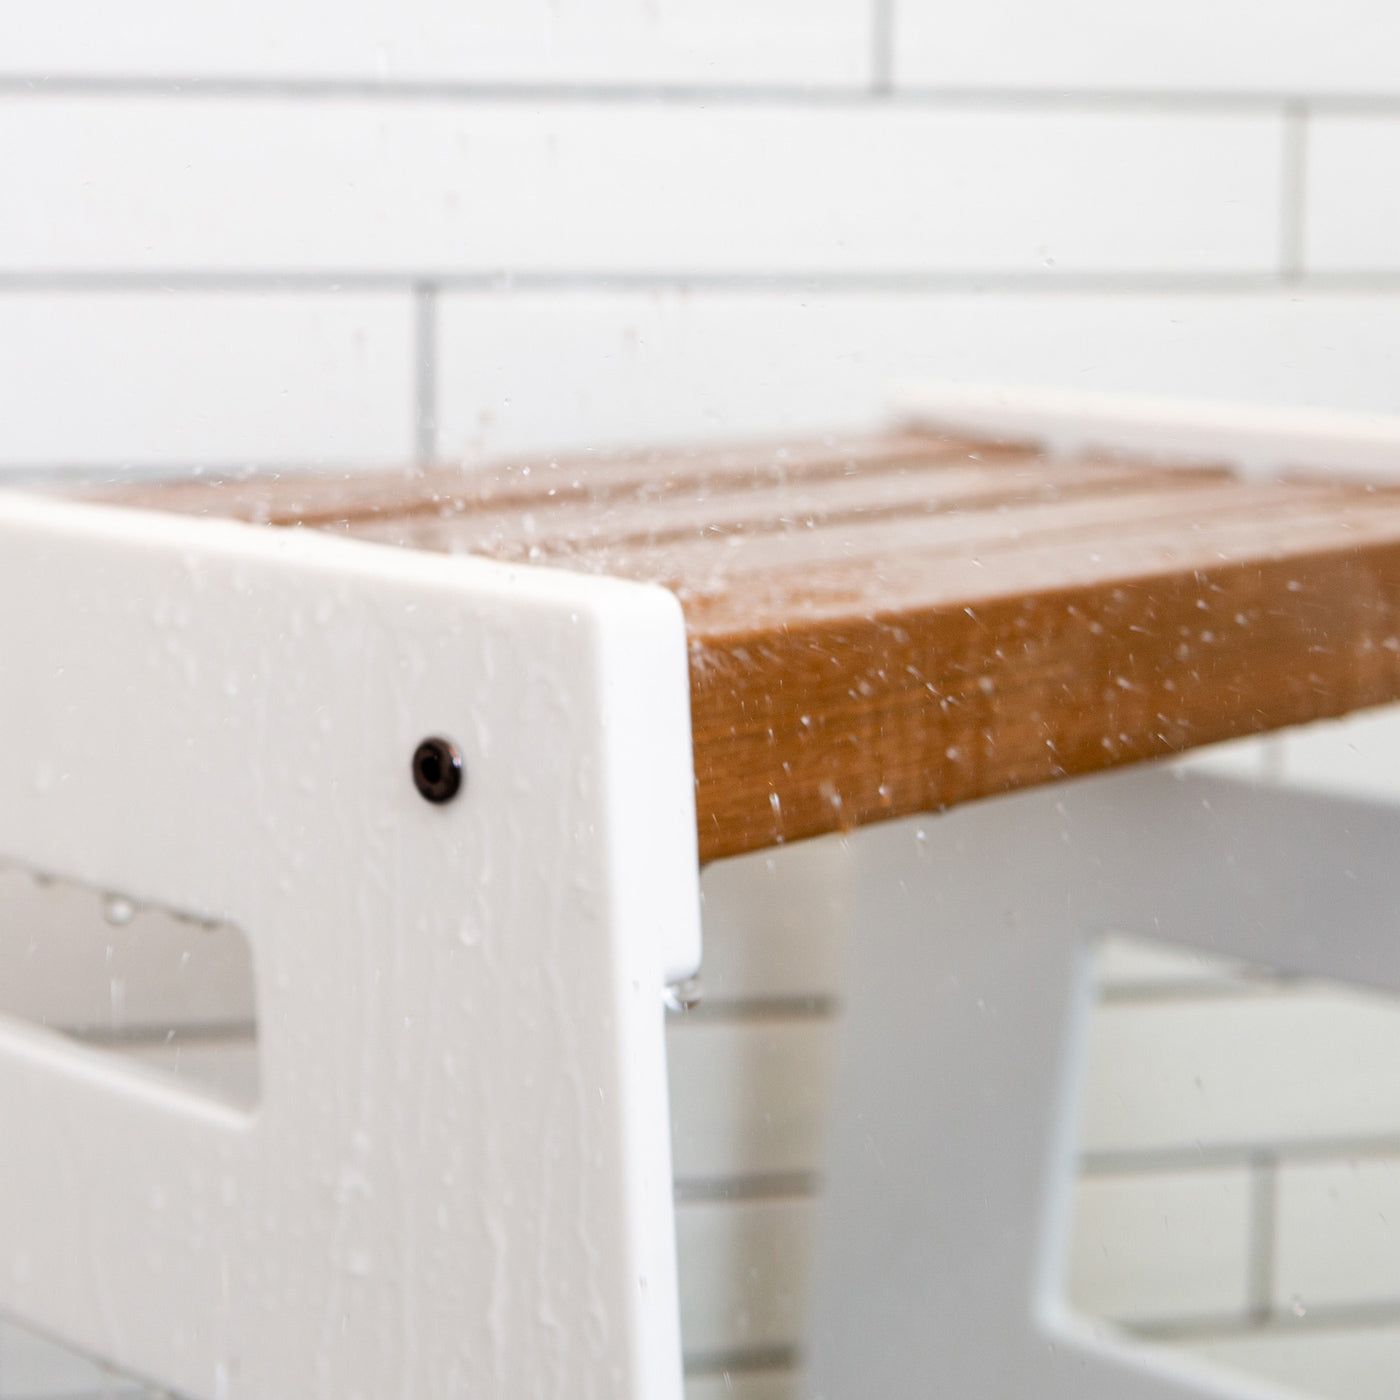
[{"xmin": 413, "ymin": 736, "xmax": 463, "ymax": 804}]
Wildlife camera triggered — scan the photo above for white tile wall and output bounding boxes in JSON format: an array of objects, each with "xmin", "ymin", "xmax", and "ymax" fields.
[
  {"xmin": 1082, "ymin": 988, "xmax": 1400, "ymax": 1156},
  {"xmin": 434, "ymin": 289, "xmax": 1400, "ymax": 461},
  {"xmin": 14, "ymin": 286, "xmax": 1400, "ymax": 473},
  {"xmin": 2, "ymin": 3, "xmax": 1397, "ymax": 477},
  {"xmin": 894, "ymin": 1, "xmax": 1400, "ymax": 94},
  {"xmin": 0, "ymin": 0, "xmax": 872, "ymax": 87}
]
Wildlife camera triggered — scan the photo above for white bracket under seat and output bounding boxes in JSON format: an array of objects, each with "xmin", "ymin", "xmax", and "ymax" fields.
[
  {"xmin": 807, "ymin": 765, "xmax": 1400, "ymax": 1399},
  {"xmin": 0, "ymin": 493, "xmax": 700, "ymax": 1400}
]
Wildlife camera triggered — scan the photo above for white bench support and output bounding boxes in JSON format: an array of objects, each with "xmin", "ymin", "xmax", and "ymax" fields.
[
  {"xmin": 0, "ymin": 495, "xmax": 700, "ymax": 1400},
  {"xmin": 808, "ymin": 766, "xmax": 1400, "ymax": 1399}
]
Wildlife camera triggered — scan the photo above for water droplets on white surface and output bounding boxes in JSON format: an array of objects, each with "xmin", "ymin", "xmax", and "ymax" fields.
[
  {"xmin": 663, "ymin": 976, "xmax": 703, "ymax": 1013},
  {"xmin": 102, "ymin": 894, "xmax": 137, "ymax": 927}
]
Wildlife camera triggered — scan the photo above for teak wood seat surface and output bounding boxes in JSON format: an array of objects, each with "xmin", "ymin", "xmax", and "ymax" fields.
[{"xmin": 101, "ymin": 432, "xmax": 1400, "ymax": 863}]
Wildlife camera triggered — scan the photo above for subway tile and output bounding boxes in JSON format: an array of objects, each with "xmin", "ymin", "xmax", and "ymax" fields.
[
  {"xmin": 1185, "ymin": 1323, "xmax": 1400, "ymax": 1400},
  {"xmin": 1091, "ymin": 934, "xmax": 1260, "ymax": 997},
  {"xmin": 668, "ymin": 1019, "xmax": 834, "ymax": 1180},
  {"xmin": 675, "ymin": 1198, "xmax": 813, "ymax": 1356},
  {"xmin": 895, "ymin": 0, "xmax": 1400, "ymax": 94},
  {"xmin": 1067, "ymin": 1168, "xmax": 1254, "ymax": 1324},
  {"xmin": 436, "ymin": 289, "xmax": 1400, "ymax": 461},
  {"xmin": 1082, "ymin": 986, "xmax": 1400, "ymax": 1156},
  {"xmin": 1170, "ymin": 733, "xmax": 1280, "ymax": 786},
  {"xmin": 0, "ymin": 100, "xmax": 1280, "ymax": 275},
  {"xmin": 0, "ymin": 292, "xmax": 413, "ymax": 471},
  {"xmin": 1276, "ymin": 1157, "xmax": 1400, "ymax": 1309},
  {"xmin": 698, "ymin": 836, "xmax": 853, "ymax": 1002},
  {"xmin": 686, "ymin": 1371, "xmax": 797, "ymax": 1400},
  {"xmin": 1274, "ymin": 702, "xmax": 1400, "ymax": 804},
  {"xmin": 1, "ymin": 0, "xmax": 871, "ymax": 87},
  {"xmin": 1307, "ymin": 116, "xmax": 1400, "ymax": 271}
]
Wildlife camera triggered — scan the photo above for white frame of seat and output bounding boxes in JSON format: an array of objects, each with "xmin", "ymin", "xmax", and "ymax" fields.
[
  {"xmin": 894, "ymin": 381, "xmax": 1400, "ymax": 480},
  {"xmin": 1, "ymin": 451, "xmax": 1395, "ymax": 1400},
  {"xmin": 0, "ymin": 493, "xmax": 700, "ymax": 1400},
  {"xmin": 808, "ymin": 766, "xmax": 1400, "ymax": 1399}
]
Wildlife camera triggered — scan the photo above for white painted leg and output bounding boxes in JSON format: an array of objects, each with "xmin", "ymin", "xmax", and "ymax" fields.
[
  {"xmin": 807, "ymin": 767, "xmax": 1400, "ymax": 1399},
  {"xmin": 0, "ymin": 494, "xmax": 700, "ymax": 1400}
]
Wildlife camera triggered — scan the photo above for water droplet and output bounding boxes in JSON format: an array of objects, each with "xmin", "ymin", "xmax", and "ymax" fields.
[
  {"xmin": 663, "ymin": 977, "xmax": 703, "ymax": 1013},
  {"xmin": 103, "ymin": 895, "xmax": 136, "ymax": 927}
]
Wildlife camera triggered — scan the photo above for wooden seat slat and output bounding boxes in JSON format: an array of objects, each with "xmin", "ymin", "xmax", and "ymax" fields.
[{"xmin": 95, "ymin": 433, "xmax": 1400, "ymax": 861}]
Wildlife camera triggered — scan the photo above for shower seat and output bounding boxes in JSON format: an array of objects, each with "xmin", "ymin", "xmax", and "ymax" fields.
[{"xmin": 4, "ymin": 392, "xmax": 1400, "ymax": 1398}]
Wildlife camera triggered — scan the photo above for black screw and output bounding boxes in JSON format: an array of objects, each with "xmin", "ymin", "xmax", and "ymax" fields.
[{"xmin": 412, "ymin": 737, "xmax": 463, "ymax": 804}]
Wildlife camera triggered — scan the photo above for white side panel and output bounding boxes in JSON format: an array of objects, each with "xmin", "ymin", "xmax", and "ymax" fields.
[{"xmin": 0, "ymin": 494, "xmax": 699, "ymax": 1399}]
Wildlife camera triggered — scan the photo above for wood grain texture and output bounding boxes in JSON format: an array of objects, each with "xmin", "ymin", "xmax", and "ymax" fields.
[{"xmin": 93, "ymin": 434, "xmax": 1400, "ymax": 862}]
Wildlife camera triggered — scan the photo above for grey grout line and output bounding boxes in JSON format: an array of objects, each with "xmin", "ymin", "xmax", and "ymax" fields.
[
  {"xmin": 0, "ymin": 269, "xmax": 1393, "ymax": 294},
  {"xmin": 1095, "ymin": 976, "xmax": 1301, "ymax": 1006},
  {"xmin": 1280, "ymin": 100, "xmax": 1310, "ymax": 281},
  {"xmin": 2, "ymin": 73, "xmax": 1400, "ymax": 114},
  {"xmin": 0, "ymin": 74, "xmax": 866, "ymax": 103},
  {"xmin": 674, "ymin": 1172, "xmax": 820, "ymax": 1204},
  {"xmin": 666, "ymin": 994, "xmax": 839, "ymax": 1024},
  {"xmin": 1247, "ymin": 1151, "xmax": 1279, "ymax": 1325},
  {"xmin": 11, "ymin": 266, "xmax": 1400, "ymax": 295},
  {"xmin": 413, "ymin": 280, "xmax": 439, "ymax": 466},
  {"xmin": 1130, "ymin": 1297, "xmax": 1400, "ymax": 1343},
  {"xmin": 0, "ymin": 75, "xmax": 1304, "ymax": 109},
  {"xmin": 1084, "ymin": 1134, "xmax": 1400, "ymax": 1176},
  {"xmin": 870, "ymin": 0, "xmax": 894, "ymax": 95},
  {"xmin": 64, "ymin": 1019, "xmax": 257, "ymax": 1049},
  {"xmin": 683, "ymin": 1345, "xmax": 798, "ymax": 1378}
]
